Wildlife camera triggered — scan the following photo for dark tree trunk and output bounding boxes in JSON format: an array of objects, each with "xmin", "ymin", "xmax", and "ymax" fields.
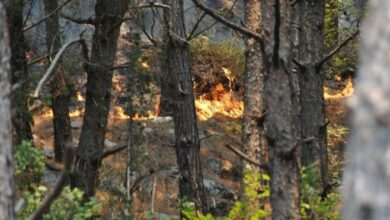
[
  {"xmin": 342, "ymin": 1, "xmax": 390, "ymax": 219},
  {"xmin": 5, "ymin": 0, "xmax": 33, "ymax": 144},
  {"xmin": 297, "ymin": 0, "xmax": 329, "ymax": 188},
  {"xmin": 0, "ymin": 2, "xmax": 15, "ymax": 219},
  {"xmin": 242, "ymin": 0, "xmax": 267, "ymax": 173},
  {"xmin": 262, "ymin": 1, "xmax": 300, "ymax": 219},
  {"xmin": 162, "ymin": 0, "xmax": 206, "ymax": 212},
  {"xmin": 44, "ymin": 0, "xmax": 73, "ymax": 163},
  {"xmin": 71, "ymin": 0, "xmax": 129, "ymax": 198}
]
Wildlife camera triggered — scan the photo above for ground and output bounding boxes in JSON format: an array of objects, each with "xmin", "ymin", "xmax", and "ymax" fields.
[{"xmin": 30, "ymin": 71, "xmax": 352, "ymax": 219}]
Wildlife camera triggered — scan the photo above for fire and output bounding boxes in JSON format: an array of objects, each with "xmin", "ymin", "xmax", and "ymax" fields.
[
  {"xmin": 76, "ymin": 92, "xmax": 85, "ymax": 102},
  {"xmin": 69, "ymin": 109, "xmax": 84, "ymax": 117},
  {"xmin": 195, "ymin": 83, "xmax": 243, "ymax": 121},
  {"xmin": 324, "ymin": 76, "xmax": 354, "ymax": 100}
]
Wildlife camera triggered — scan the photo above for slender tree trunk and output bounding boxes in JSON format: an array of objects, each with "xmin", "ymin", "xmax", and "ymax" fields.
[
  {"xmin": 242, "ymin": 0, "xmax": 267, "ymax": 173},
  {"xmin": 262, "ymin": 1, "xmax": 300, "ymax": 219},
  {"xmin": 71, "ymin": 0, "xmax": 130, "ymax": 198},
  {"xmin": 342, "ymin": 1, "xmax": 390, "ymax": 219},
  {"xmin": 44, "ymin": 0, "xmax": 73, "ymax": 163},
  {"xmin": 162, "ymin": 0, "xmax": 206, "ymax": 212},
  {"xmin": 297, "ymin": 0, "xmax": 329, "ymax": 188},
  {"xmin": 5, "ymin": 0, "xmax": 33, "ymax": 144},
  {"xmin": 0, "ymin": 2, "xmax": 15, "ymax": 219}
]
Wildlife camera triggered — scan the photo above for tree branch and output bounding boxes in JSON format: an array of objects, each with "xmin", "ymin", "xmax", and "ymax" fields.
[
  {"xmin": 33, "ymin": 38, "xmax": 83, "ymax": 98},
  {"xmin": 60, "ymin": 14, "xmax": 96, "ymax": 25},
  {"xmin": 135, "ymin": 2, "xmax": 171, "ymax": 10},
  {"xmin": 101, "ymin": 145, "xmax": 127, "ymax": 159},
  {"xmin": 190, "ymin": 0, "xmax": 263, "ymax": 42},
  {"xmin": 316, "ymin": 30, "xmax": 360, "ymax": 69},
  {"xmin": 224, "ymin": 144, "xmax": 269, "ymax": 172},
  {"xmin": 23, "ymin": 0, "xmax": 72, "ymax": 32},
  {"xmin": 26, "ymin": 142, "xmax": 73, "ymax": 220}
]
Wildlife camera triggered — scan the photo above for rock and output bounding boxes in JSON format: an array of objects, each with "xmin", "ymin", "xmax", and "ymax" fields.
[
  {"xmin": 203, "ymin": 178, "xmax": 236, "ymax": 216},
  {"xmin": 43, "ymin": 146, "xmax": 54, "ymax": 158},
  {"xmin": 104, "ymin": 139, "xmax": 117, "ymax": 148},
  {"xmin": 143, "ymin": 127, "xmax": 153, "ymax": 134},
  {"xmin": 71, "ymin": 120, "xmax": 83, "ymax": 129},
  {"xmin": 207, "ymin": 158, "xmax": 222, "ymax": 174},
  {"xmin": 152, "ymin": 116, "xmax": 173, "ymax": 123},
  {"xmin": 43, "ymin": 170, "xmax": 58, "ymax": 187}
]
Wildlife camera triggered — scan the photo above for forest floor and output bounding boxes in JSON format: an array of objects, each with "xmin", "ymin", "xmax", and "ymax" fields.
[{"xmin": 30, "ymin": 71, "xmax": 353, "ymax": 219}]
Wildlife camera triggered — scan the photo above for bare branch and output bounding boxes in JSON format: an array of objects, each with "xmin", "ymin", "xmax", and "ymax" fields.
[
  {"xmin": 134, "ymin": 2, "xmax": 171, "ymax": 10},
  {"xmin": 26, "ymin": 142, "xmax": 73, "ymax": 220},
  {"xmin": 316, "ymin": 30, "xmax": 360, "ymax": 69},
  {"xmin": 23, "ymin": 0, "xmax": 72, "ymax": 32},
  {"xmin": 224, "ymin": 144, "xmax": 269, "ymax": 172},
  {"xmin": 60, "ymin": 14, "xmax": 96, "ymax": 25},
  {"xmin": 101, "ymin": 145, "xmax": 127, "ymax": 159},
  {"xmin": 33, "ymin": 38, "xmax": 83, "ymax": 98},
  {"xmin": 190, "ymin": 0, "xmax": 263, "ymax": 41}
]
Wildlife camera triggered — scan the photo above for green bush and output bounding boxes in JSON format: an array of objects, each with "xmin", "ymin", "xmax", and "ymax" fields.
[{"xmin": 15, "ymin": 140, "xmax": 45, "ymax": 188}]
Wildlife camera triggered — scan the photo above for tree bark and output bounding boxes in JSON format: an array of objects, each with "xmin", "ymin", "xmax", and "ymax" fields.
[
  {"xmin": 342, "ymin": 1, "xmax": 390, "ymax": 219},
  {"xmin": 242, "ymin": 0, "xmax": 267, "ymax": 173},
  {"xmin": 71, "ymin": 0, "xmax": 130, "ymax": 198},
  {"xmin": 297, "ymin": 0, "xmax": 329, "ymax": 188},
  {"xmin": 44, "ymin": 0, "xmax": 73, "ymax": 163},
  {"xmin": 262, "ymin": 1, "xmax": 300, "ymax": 219},
  {"xmin": 5, "ymin": 0, "xmax": 33, "ymax": 144},
  {"xmin": 0, "ymin": 2, "xmax": 15, "ymax": 218},
  {"xmin": 162, "ymin": 0, "xmax": 207, "ymax": 212}
]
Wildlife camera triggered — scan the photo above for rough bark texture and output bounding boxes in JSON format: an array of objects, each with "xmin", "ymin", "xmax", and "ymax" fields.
[
  {"xmin": 242, "ymin": 0, "xmax": 267, "ymax": 173},
  {"xmin": 163, "ymin": 0, "xmax": 206, "ymax": 212},
  {"xmin": 0, "ymin": 2, "xmax": 15, "ymax": 218},
  {"xmin": 44, "ymin": 0, "xmax": 73, "ymax": 162},
  {"xmin": 298, "ymin": 0, "xmax": 329, "ymax": 188},
  {"xmin": 342, "ymin": 1, "xmax": 390, "ymax": 219},
  {"xmin": 262, "ymin": 1, "xmax": 300, "ymax": 219},
  {"xmin": 71, "ymin": 0, "xmax": 129, "ymax": 198},
  {"xmin": 5, "ymin": 0, "xmax": 33, "ymax": 144}
]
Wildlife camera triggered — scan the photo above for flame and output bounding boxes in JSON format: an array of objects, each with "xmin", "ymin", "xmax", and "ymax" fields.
[
  {"xmin": 69, "ymin": 109, "xmax": 84, "ymax": 117},
  {"xmin": 76, "ymin": 92, "xmax": 85, "ymax": 102},
  {"xmin": 195, "ymin": 83, "xmax": 243, "ymax": 121},
  {"xmin": 324, "ymin": 76, "xmax": 354, "ymax": 100}
]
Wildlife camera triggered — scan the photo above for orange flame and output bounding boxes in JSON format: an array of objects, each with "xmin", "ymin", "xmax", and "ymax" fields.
[
  {"xmin": 195, "ymin": 83, "xmax": 243, "ymax": 121},
  {"xmin": 76, "ymin": 92, "xmax": 85, "ymax": 102},
  {"xmin": 324, "ymin": 76, "xmax": 354, "ymax": 100}
]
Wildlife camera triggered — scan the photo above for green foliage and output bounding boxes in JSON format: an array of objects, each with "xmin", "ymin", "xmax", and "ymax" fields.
[
  {"xmin": 181, "ymin": 170, "xmax": 270, "ymax": 220},
  {"xmin": 190, "ymin": 36, "xmax": 245, "ymax": 80},
  {"xmin": 300, "ymin": 166, "xmax": 341, "ymax": 220},
  {"xmin": 15, "ymin": 140, "xmax": 45, "ymax": 188},
  {"xmin": 18, "ymin": 186, "xmax": 101, "ymax": 220},
  {"xmin": 43, "ymin": 187, "xmax": 101, "ymax": 220}
]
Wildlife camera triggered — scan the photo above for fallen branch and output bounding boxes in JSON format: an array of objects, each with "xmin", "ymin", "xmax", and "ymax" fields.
[
  {"xmin": 60, "ymin": 14, "xmax": 95, "ymax": 25},
  {"xmin": 224, "ymin": 144, "xmax": 269, "ymax": 172},
  {"xmin": 24, "ymin": 0, "xmax": 72, "ymax": 32},
  {"xmin": 316, "ymin": 30, "xmax": 360, "ymax": 69},
  {"xmin": 101, "ymin": 145, "xmax": 127, "ymax": 159},
  {"xmin": 190, "ymin": 0, "xmax": 263, "ymax": 41},
  {"xmin": 26, "ymin": 142, "xmax": 73, "ymax": 220}
]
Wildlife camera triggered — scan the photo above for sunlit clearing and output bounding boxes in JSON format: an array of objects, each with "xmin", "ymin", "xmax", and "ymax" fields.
[
  {"xmin": 324, "ymin": 76, "xmax": 354, "ymax": 100},
  {"xmin": 195, "ymin": 83, "xmax": 243, "ymax": 121}
]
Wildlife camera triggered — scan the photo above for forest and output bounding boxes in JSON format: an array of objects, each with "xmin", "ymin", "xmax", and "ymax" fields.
[{"xmin": 0, "ymin": 0, "xmax": 387, "ymax": 219}]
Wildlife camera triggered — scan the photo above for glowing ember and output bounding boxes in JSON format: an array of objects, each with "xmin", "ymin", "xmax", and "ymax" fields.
[
  {"xmin": 69, "ymin": 109, "xmax": 84, "ymax": 117},
  {"xmin": 195, "ymin": 83, "xmax": 243, "ymax": 121},
  {"xmin": 324, "ymin": 76, "xmax": 354, "ymax": 99}
]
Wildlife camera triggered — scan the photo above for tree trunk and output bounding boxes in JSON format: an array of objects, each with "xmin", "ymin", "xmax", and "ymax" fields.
[
  {"xmin": 5, "ymin": 0, "xmax": 33, "ymax": 144},
  {"xmin": 297, "ymin": 0, "xmax": 329, "ymax": 188},
  {"xmin": 0, "ymin": 2, "xmax": 15, "ymax": 218},
  {"xmin": 162, "ymin": 0, "xmax": 207, "ymax": 212},
  {"xmin": 71, "ymin": 0, "xmax": 129, "ymax": 198},
  {"xmin": 44, "ymin": 0, "xmax": 73, "ymax": 163},
  {"xmin": 242, "ymin": 0, "xmax": 267, "ymax": 173},
  {"xmin": 342, "ymin": 0, "xmax": 390, "ymax": 219},
  {"xmin": 262, "ymin": 1, "xmax": 300, "ymax": 219}
]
